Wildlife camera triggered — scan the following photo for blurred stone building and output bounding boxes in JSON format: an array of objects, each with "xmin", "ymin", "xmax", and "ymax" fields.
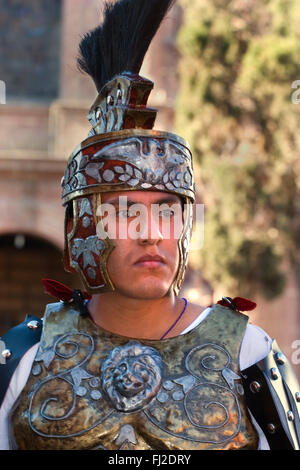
[{"xmin": 0, "ymin": 0, "xmax": 299, "ymax": 378}]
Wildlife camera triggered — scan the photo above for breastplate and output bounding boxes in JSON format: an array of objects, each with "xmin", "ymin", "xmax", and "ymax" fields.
[{"xmin": 10, "ymin": 302, "xmax": 258, "ymax": 450}]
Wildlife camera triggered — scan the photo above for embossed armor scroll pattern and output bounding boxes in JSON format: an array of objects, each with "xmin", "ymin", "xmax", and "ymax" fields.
[{"xmin": 27, "ymin": 337, "xmax": 243, "ymax": 445}]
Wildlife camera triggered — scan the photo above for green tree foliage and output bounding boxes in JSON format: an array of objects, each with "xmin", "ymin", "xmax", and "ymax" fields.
[{"xmin": 176, "ymin": 0, "xmax": 300, "ymax": 299}]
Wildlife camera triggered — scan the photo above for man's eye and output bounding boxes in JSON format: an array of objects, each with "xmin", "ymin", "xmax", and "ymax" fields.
[
  {"xmin": 159, "ymin": 209, "xmax": 175, "ymax": 217},
  {"xmin": 118, "ymin": 209, "xmax": 135, "ymax": 219}
]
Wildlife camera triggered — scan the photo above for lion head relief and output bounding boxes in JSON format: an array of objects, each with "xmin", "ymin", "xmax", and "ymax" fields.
[{"xmin": 101, "ymin": 341, "xmax": 163, "ymax": 412}]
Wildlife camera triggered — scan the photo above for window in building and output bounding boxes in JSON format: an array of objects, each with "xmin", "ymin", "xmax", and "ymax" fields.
[
  {"xmin": 0, "ymin": 0, "xmax": 62, "ymax": 102},
  {"xmin": 0, "ymin": 233, "xmax": 77, "ymax": 336}
]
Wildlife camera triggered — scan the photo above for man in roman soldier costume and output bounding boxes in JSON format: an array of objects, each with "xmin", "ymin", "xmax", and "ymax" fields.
[{"xmin": 0, "ymin": 0, "xmax": 300, "ymax": 451}]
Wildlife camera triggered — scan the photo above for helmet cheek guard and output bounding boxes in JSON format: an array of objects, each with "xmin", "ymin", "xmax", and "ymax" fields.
[{"xmin": 63, "ymin": 194, "xmax": 115, "ymax": 293}]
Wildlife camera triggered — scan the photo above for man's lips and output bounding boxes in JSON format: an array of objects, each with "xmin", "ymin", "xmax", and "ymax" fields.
[{"xmin": 134, "ymin": 255, "xmax": 166, "ymax": 268}]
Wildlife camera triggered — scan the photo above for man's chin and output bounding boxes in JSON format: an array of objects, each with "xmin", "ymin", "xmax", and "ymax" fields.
[{"xmin": 116, "ymin": 281, "xmax": 172, "ymax": 300}]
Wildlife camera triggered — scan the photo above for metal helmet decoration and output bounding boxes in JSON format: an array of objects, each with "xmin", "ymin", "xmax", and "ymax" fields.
[{"xmin": 61, "ymin": 0, "xmax": 195, "ymax": 295}]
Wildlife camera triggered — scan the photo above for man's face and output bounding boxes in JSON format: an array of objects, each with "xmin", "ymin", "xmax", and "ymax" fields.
[{"xmin": 98, "ymin": 190, "xmax": 184, "ymax": 299}]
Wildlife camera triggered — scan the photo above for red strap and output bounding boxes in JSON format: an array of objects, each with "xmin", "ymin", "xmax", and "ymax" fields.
[
  {"xmin": 41, "ymin": 278, "xmax": 92, "ymax": 302},
  {"xmin": 216, "ymin": 296, "xmax": 256, "ymax": 311}
]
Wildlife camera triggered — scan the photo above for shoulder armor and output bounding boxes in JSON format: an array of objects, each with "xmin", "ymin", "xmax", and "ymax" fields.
[
  {"xmin": 0, "ymin": 315, "xmax": 43, "ymax": 408},
  {"xmin": 242, "ymin": 339, "xmax": 300, "ymax": 449}
]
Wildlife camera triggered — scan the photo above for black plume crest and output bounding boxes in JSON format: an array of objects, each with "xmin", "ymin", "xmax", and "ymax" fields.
[{"xmin": 77, "ymin": 0, "xmax": 175, "ymax": 92}]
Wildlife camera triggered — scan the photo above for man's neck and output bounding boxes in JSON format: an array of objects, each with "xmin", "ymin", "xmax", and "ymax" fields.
[{"xmin": 86, "ymin": 292, "xmax": 205, "ymax": 340}]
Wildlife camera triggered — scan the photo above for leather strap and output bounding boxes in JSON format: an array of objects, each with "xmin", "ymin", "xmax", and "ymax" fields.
[{"xmin": 0, "ymin": 315, "xmax": 42, "ymax": 408}]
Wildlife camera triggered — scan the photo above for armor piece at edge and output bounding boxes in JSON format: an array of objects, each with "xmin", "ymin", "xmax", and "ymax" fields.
[{"xmin": 242, "ymin": 340, "xmax": 300, "ymax": 450}]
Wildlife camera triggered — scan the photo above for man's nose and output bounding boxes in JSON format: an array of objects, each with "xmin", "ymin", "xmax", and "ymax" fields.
[{"xmin": 137, "ymin": 211, "xmax": 163, "ymax": 245}]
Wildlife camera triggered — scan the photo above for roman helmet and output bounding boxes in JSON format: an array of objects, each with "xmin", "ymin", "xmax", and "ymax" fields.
[{"xmin": 61, "ymin": 0, "xmax": 195, "ymax": 295}]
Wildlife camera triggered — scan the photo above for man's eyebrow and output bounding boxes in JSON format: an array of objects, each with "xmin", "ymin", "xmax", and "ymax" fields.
[
  {"xmin": 102, "ymin": 195, "xmax": 181, "ymax": 206},
  {"xmin": 153, "ymin": 196, "xmax": 181, "ymax": 205}
]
